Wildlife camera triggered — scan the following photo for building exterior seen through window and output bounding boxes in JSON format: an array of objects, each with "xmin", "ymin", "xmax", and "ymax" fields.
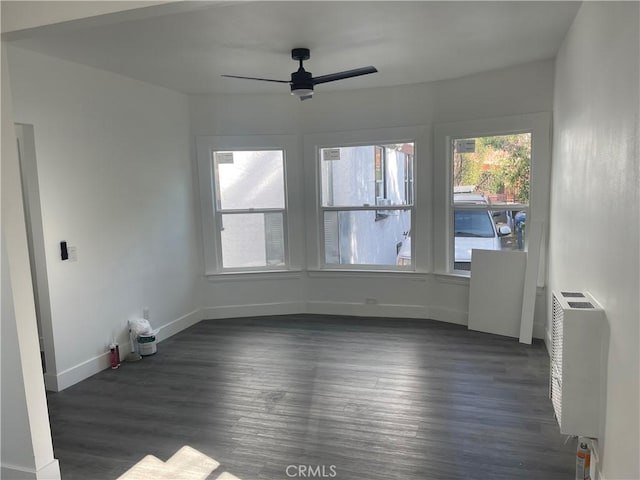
[
  {"xmin": 320, "ymin": 143, "xmax": 414, "ymax": 266},
  {"xmin": 213, "ymin": 149, "xmax": 286, "ymax": 269}
]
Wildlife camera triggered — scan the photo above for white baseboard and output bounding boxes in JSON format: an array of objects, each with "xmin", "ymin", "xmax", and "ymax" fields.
[
  {"xmin": 306, "ymin": 300, "xmax": 428, "ymax": 319},
  {"xmin": 426, "ymin": 305, "xmax": 468, "ymax": 326},
  {"xmin": 313, "ymin": 300, "xmax": 469, "ymax": 326},
  {"xmin": 49, "ymin": 309, "xmax": 204, "ymax": 391},
  {"xmin": 201, "ymin": 301, "xmax": 468, "ymax": 328},
  {"xmin": 53, "ymin": 351, "xmax": 111, "ymax": 391},
  {"xmin": 1, "ymin": 459, "xmax": 59, "ymax": 480},
  {"xmin": 201, "ymin": 302, "xmax": 305, "ymax": 320},
  {"xmin": 201, "ymin": 301, "xmax": 470, "ymax": 326},
  {"xmin": 155, "ymin": 309, "xmax": 202, "ymax": 342},
  {"xmin": 36, "ymin": 460, "xmax": 60, "ymax": 479}
]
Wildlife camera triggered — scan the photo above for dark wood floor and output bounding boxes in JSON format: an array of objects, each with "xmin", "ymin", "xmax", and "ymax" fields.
[{"xmin": 47, "ymin": 315, "xmax": 576, "ymax": 479}]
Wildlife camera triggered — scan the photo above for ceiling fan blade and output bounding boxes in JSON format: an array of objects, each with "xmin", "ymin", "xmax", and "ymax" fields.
[
  {"xmin": 221, "ymin": 75, "xmax": 290, "ymax": 84},
  {"xmin": 312, "ymin": 66, "xmax": 378, "ymax": 85}
]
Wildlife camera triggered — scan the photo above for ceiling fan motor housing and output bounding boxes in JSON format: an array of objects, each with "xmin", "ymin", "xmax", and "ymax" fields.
[{"xmin": 291, "ymin": 69, "xmax": 314, "ymax": 95}]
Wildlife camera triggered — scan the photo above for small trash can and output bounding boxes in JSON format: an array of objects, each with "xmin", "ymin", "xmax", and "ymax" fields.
[{"xmin": 137, "ymin": 334, "xmax": 157, "ymax": 356}]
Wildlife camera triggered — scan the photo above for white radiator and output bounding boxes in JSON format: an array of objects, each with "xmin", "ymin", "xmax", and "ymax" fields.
[{"xmin": 550, "ymin": 291, "xmax": 605, "ymax": 437}]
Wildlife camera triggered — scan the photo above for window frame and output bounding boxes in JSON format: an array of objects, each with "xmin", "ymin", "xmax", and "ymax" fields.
[
  {"xmin": 196, "ymin": 135, "xmax": 300, "ymax": 275},
  {"xmin": 404, "ymin": 151, "xmax": 414, "ymax": 206},
  {"xmin": 433, "ymin": 113, "xmax": 551, "ymax": 281},
  {"xmin": 374, "ymin": 146, "xmax": 388, "ymax": 221},
  {"xmin": 304, "ymin": 126, "xmax": 427, "ymax": 272}
]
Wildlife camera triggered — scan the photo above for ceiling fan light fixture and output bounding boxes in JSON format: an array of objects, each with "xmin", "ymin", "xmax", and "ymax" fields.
[{"xmin": 291, "ymin": 87, "xmax": 313, "ymax": 98}]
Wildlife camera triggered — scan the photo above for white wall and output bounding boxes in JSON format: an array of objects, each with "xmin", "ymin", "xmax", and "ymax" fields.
[
  {"xmin": 550, "ymin": 3, "xmax": 639, "ymax": 479},
  {"xmin": 7, "ymin": 46, "xmax": 202, "ymax": 390},
  {"xmin": 1, "ymin": 44, "xmax": 59, "ymax": 478},
  {"xmin": 190, "ymin": 59, "xmax": 554, "ymax": 336}
]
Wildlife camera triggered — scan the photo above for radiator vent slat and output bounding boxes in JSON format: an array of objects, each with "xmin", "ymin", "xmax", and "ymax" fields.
[{"xmin": 567, "ymin": 301, "xmax": 594, "ymax": 309}]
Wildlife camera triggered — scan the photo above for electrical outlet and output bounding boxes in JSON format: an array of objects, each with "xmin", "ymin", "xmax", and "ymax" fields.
[
  {"xmin": 143, "ymin": 307, "xmax": 150, "ymax": 320},
  {"xmin": 365, "ymin": 298, "xmax": 378, "ymax": 305}
]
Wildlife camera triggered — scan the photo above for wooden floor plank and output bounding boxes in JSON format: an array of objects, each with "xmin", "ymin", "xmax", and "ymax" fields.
[{"xmin": 46, "ymin": 314, "xmax": 575, "ymax": 479}]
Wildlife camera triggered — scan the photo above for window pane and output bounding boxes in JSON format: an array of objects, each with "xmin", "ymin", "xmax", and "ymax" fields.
[
  {"xmin": 453, "ymin": 208, "xmax": 499, "ymax": 271},
  {"xmin": 320, "ymin": 143, "xmax": 414, "ymax": 207},
  {"xmin": 492, "ymin": 209, "xmax": 528, "ymax": 252},
  {"xmin": 323, "ymin": 209, "xmax": 411, "ymax": 266},
  {"xmin": 214, "ymin": 150, "xmax": 284, "ymax": 210},
  {"xmin": 453, "ymin": 207, "xmax": 525, "ymax": 272},
  {"xmin": 452, "ymin": 133, "xmax": 530, "ymax": 271},
  {"xmin": 452, "ymin": 133, "xmax": 530, "ymax": 206},
  {"xmin": 220, "ymin": 213, "xmax": 285, "ymax": 268},
  {"xmin": 455, "ymin": 210, "xmax": 495, "ymax": 238}
]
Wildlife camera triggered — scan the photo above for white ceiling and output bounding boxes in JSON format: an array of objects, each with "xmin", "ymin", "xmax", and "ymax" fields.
[{"xmin": 6, "ymin": 1, "xmax": 581, "ymax": 95}]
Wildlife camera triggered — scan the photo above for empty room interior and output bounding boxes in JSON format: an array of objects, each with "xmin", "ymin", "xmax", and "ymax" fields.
[{"xmin": 1, "ymin": 2, "xmax": 638, "ymax": 480}]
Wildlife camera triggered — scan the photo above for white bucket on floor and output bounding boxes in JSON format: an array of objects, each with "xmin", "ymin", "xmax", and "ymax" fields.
[{"xmin": 137, "ymin": 335, "xmax": 157, "ymax": 356}]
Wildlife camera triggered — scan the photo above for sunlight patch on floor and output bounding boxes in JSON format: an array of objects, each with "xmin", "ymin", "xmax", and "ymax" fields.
[{"xmin": 117, "ymin": 445, "xmax": 240, "ymax": 480}]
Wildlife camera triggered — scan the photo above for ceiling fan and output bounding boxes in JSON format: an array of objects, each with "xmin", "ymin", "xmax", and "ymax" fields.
[{"xmin": 221, "ymin": 48, "xmax": 378, "ymax": 101}]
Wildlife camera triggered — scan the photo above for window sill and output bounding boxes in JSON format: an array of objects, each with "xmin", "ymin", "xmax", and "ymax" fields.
[
  {"xmin": 434, "ymin": 272, "xmax": 471, "ymax": 285},
  {"xmin": 205, "ymin": 270, "xmax": 303, "ymax": 282}
]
